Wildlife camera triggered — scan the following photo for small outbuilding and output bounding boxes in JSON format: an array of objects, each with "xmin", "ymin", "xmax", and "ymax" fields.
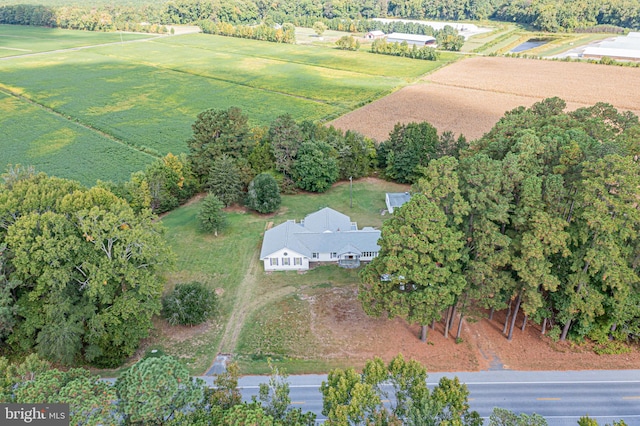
[
  {"xmin": 385, "ymin": 32, "xmax": 436, "ymax": 46},
  {"xmin": 385, "ymin": 192, "xmax": 411, "ymax": 214},
  {"xmin": 365, "ymin": 30, "xmax": 385, "ymax": 40}
]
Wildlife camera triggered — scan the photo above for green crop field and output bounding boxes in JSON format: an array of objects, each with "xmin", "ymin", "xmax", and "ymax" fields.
[
  {"xmin": 0, "ymin": 25, "xmax": 156, "ymax": 57},
  {"xmin": 0, "ymin": 26, "xmax": 456, "ymax": 184},
  {"xmin": 0, "ymin": 91, "xmax": 155, "ymax": 186}
]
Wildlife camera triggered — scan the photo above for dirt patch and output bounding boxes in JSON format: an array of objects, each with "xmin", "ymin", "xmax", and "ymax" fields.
[
  {"xmin": 152, "ymin": 316, "xmax": 213, "ymax": 344},
  {"xmin": 306, "ymin": 287, "xmax": 640, "ymax": 372},
  {"xmin": 330, "ymin": 56, "xmax": 640, "ymax": 142}
]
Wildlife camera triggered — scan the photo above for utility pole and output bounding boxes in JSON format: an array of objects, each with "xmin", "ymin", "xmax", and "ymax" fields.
[{"xmin": 349, "ymin": 176, "xmax": 353, "ymax": 208}]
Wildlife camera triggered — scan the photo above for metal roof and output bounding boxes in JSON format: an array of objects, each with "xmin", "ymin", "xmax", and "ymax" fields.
[
  {"xmin": 302, "ymin": 207, "xmax": 354, "ymax": 232},
  {"xmin": 387, "ymin": 192, "xmax": 412, "ymax": 208},
  {"xmin": 386, "ymin": 33, "xmax": 436, "ymax": 43},
  {"xmin": 259, "ymin": 208, "xmax": 380, "ymax": 259},
  {"xmin": 259, "ymin": 220, "xmax": 312, "ymax": 259}
]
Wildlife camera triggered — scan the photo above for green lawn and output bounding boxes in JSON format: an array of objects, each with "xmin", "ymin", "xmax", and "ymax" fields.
[
  {"xmin": 159, "ymin": 204, "xmax": 265, "ymax": 374},
  {"xmin": 0, "ymin": 24, "xmax": 156, "ymax": 57}
]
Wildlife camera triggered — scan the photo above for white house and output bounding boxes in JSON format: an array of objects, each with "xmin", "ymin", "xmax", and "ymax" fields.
[
  {"xmin": 259, "ymin": 207, "xmax": 381, "ymax": 272},
  {"xmin": 386, "ymin": 32, "xmax": 436, "ymax": 46},
  {"xmin": 385, "ymin": 192, "xmax": 411, "ymax": 214}
]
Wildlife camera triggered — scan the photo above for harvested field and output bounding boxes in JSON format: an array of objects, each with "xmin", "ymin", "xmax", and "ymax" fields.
[{"xmin": 330, "ymin": 56, "xmax": 640, "ymax": 142}]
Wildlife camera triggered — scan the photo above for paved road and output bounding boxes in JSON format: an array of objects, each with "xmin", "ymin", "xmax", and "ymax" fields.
[{"xmin": 214, "ymin": 370, "xmax": 640, "ymax": 425}]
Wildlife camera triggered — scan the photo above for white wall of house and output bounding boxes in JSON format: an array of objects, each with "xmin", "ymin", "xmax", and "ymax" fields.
[
  {"xmin": 263, "ymin": 248, "xmax": 309, "ymax": 271},
  {"xmin": 312, "ymin": 252, "xmax": 339, "ymax": 262},
  {"xmin": 359, "ymin": 252, "xmax": 379, "ymax": 261}
]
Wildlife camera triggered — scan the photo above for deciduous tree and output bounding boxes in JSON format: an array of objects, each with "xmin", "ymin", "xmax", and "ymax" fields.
[
  {"xmin": 292, "ymin": 141, "xmax": 338, "ymax": 192},
  {"xmin": 246, "ymin": 172, "xmax": 281, "ymax": 214}
]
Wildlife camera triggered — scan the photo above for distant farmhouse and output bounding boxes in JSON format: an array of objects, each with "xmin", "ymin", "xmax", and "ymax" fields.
[
  {"xmin": 365, "ymin": 30, "xmax": 385, "ymax": 40},
  {"xmin": 259, "ymin": 208, "xmax": 380, "ymax": 272},
  {"xmin": 385, "ymin": 32, "xmax": 437, "ymax": 46},
  {"xmin": 582, "ymin": 32, "xmax": 640, "ymax": 62},
  {"xmin": 385, "ymin": 192, "xmax": 411, "ymax": 214}
]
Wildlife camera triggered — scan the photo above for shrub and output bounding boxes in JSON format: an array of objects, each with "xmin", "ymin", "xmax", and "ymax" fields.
[{"xmin": 162, "ymin": 282, "xmax": 219, "ymax": 326}]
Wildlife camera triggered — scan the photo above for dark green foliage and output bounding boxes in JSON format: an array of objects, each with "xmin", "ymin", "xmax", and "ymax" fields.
[
  {"xmin": 3, "ymin": 0, "xmax": 639, "ymax": 37},
  {"xmin": 378, "ymin": 121, "xmax": 440, "ymax": 183},
  {"xmin": 115, "ymin": 355, "xmax": 205, "ymax": 425},
  {"xmin": 359, "ymin": 189, "xmax": 468, "ymax": 341},
  {"xmin": 365, "ymin": 98, "xmax": 640, "ymax": 347},
  {"xmin": 13, "ymin": 367, "xmax": 119, "ymax": 425},
  {"xmin": 198, "ymin": 193, "xmax": 226, "ymax": 235},
  {"xmin": 0, "ymin": 172, "xmax": 172, "ymax": 368},
  {"xmin": 162, "ymin": 282, "xmax": 219, "ymax": 326},
  {"xmin": 207, "ymin": 155, "xmax": 244, "ymax": 207},
  {"xmin": 0, "ymin": 245, "xmax": 19, "ymax": 341},
  {"xmin": 292, "ymin": 141, "xmax": 339, "ymax": 192},
  {"xmin": 188, "ymin": 107, "xmax": 252, "ymax": 180},
  {"xmin": 269, "ymin": 114, "xmax": 304, "ymax": 178},
  {"xmin": 248, "ymin": 140, "xmax": 276, "ymax": 175},
  {"xmin": 246, "ymin": 173, "xmax": 281, "ymax": 214}
]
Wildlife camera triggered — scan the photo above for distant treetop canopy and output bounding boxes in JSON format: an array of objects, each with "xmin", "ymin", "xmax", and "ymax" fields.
[{"xmin": 1, "ymin": 0, "xmax": 638, "ymax": 33}]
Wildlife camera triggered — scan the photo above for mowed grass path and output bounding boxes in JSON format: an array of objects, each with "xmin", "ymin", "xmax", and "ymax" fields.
[{"xmin": 0, "ymin": 27, "xmax": 453, "ymax": 184}]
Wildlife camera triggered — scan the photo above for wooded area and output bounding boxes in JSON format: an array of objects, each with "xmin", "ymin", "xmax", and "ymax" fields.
[
  {"xmin": 361, "ymin": 98, "xmax": 640, "ymax": 347},
  {"xmin": 0, "ymin": 0, "xmax": 639, "ymax": 33}
]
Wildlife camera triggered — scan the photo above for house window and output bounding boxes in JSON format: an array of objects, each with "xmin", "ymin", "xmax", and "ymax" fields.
[
  {"xmin": 294, "ymin": 257, "xmax": 302, "ymax": 265},
  {"xmin": 283, "ymin": 257, "xmax": 290, "ymax": 266},
  {"xmin": 270, "ymin": 258, "xmax": 279, "ymax": 266},
  {"xmin": 331, "ymin": 252, "xmax": 337, "ymax": 259},
  {"xmin": 312, "ymin": 253, "xmax": 319, "ymax": 259}
]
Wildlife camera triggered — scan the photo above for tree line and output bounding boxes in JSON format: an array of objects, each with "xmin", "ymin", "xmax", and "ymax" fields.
[
  {"xmin": 361, "ymin": 98, "xmax": 640, "ymax": 348},
  {"xmin": 0, "ymin": 353, "xmax": 628, "ymax": 425},
  {"xmin": 1, "ymin": 0, "xmax": 638, "ymax": 35}
]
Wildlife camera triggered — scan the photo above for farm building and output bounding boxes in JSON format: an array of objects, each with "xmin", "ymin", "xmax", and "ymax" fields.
[
  {"xmin": 581, "ymin": 32, "xmax": 640, "ymax": 61},
  {"xmin": 259, "ymin": 208, "xmax": 381, "ymax": 271},
  {"xmin": 385, "ymin": 192, "xmax": 411, "ymax": 214},
  {"xmin": 365, "ymin": 30, "xmax": 385, "ymax": 40},
  {"xmin": 386, "ymin": 32, "xmax": 436, "ymax": 46}
]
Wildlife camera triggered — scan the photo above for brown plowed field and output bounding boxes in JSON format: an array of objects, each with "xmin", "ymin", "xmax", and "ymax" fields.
[{"xmin": 330, "ymin": 56, "xmax": 640, "ymax": 142}]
